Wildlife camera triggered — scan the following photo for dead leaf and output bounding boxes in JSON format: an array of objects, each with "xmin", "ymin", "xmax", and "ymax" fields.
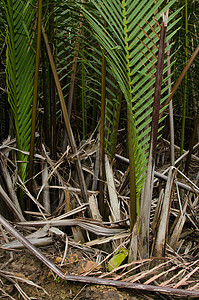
[{"xmin": 77, "ymin": 260, "xmax": 101, "ymax": 274}]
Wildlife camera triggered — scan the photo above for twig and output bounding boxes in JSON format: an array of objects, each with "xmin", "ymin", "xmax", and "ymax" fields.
[
  {"xmin": 72, "ymin": 284, "xmax": 87, "ymax": 300},
  {"xmin": 61, "ymin": 235, "xmax": 68, "ymax": 267},
  {"xmin": 0, "ymin": 287, "xmax": 15, "ymax": 300}
]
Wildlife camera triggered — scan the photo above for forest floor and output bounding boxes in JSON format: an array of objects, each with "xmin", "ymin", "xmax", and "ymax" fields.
[
  {"xmin": 0, "ymin": 138, "xmax": 199, "ymax": 299},
  {"xmin": 0, "ymin": 244, "xmax": 146, "ymax": 300}
]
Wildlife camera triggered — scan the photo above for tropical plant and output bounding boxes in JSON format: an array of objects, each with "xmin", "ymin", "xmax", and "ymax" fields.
[
  {"xmin": 2, "ymin": 0, "xmax": 193, "ymax": 263},
  {"xmin": 0, "ymin": 1, "xmax": 8, "ymax": 142},
  {"xmin": 81, "ymin": 0, "xmax": 180, "ymax": 254},
  {"xmin": 3, "ymin": 0, "xmax": 36, "ymax": 188}
]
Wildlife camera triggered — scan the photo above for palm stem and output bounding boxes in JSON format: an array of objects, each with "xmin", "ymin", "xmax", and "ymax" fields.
[
  {"xmin": 67, "ymin": 31, "xmax": 81, "ymax": 119},
  {"xmin": 49, "ymin": 0, "xmax": 56, "ymax": 160},
  {"xmin": 127, "ymin": 106, "xmax": 137, "ymax": 231},
  {"xmin": 82, "ymin": 62, "xmax": 86, "ymax": 139},
  {"xmin": 180, "ymin": 0, "xmax": 188, "ymax": 158},
  {"xmin": 99, "ymin": 43, "xmax": 106, "ymax": 215},
  {"xmin": 41, "ymin": 40, "xmax": 50, "ymax": 147},
  {"xmin": 41, "ymin": 23, "xmax": 89, "ymax": 205},
  {"xmin": 140, "ymin": 11, "xmax": 168, "ymax": 258},
  {"xmin": 185, "ymin": 108, "xmax": 199, "ymax": 174},
  {"xmin": 166, "ymin": 43, "xmax": 175, "ymax": 166},
  {"xmin": 110, "ymin": 91, "xmax": 122, "ymax": 161},
  {"xmin": 28, "ymin": 0, "xmax": 42, "ymax": 193}
]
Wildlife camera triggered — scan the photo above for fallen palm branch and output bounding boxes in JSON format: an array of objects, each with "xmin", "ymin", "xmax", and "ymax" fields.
[
  {"xmin": 14, "ymin": 218, "xmax": 128, "ymax": 237},
  {"xmin": 1, "ymin": 214, "xmax": 199, "ymax": 297}
]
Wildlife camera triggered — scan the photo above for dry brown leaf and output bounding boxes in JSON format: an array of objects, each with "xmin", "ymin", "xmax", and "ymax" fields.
[{"xmin": 78, "ymin": 260, "xmax": 101, "ymax": 274}]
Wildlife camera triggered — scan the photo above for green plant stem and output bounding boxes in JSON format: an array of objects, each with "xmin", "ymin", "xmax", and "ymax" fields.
[
  {"xmin": 99, "ymin": 33, "xmax": 106, "ymax": 216},
  {"xmin": 110, "ymin": 91, "xmax": 122, "ymax": 161},
  {"xmin": 41, "ymin": 23, "xmax": 88, "ymax": 204},
  {"xmin": 184, "ymin": 108, "xmax": 199, "ymax": 175},
  {"xmin": 105, "ymin": 74, "xmax": 116, "ymax": 152},
  {"xmin": 49, "ymin": 0, "xmax": 56, "ymax": 160},
  {"xmin": 82, "ymin": 62, "xmax": 86, "ymax": 138},
  {"xmin": 67, "ymin": 0, "xmax": 85, "ymax": 120},
  {"xmin": 41, "ymin": 40, "xmax": 50, "ymax": 147},
  {"xmin": 127, "ymin": 106, "xmax": 136, "ymax": 231},
  {"xmin": 67, "ymin": 35, "xmax": 81, "ymax": 120},
  {"xmin": 166, "ymin": 42, "xmax": 175, "ymax": 166},
  {"xmin": 62, "ymin": 11, "xmax": 83, "ymax": 153},
  {"xmin": 28, "ymin": 0, "xmax": 42, "ymax": 193},
  {"xmin": 180, "ymin": 0, "xmax": 188, "ymax": 158}
]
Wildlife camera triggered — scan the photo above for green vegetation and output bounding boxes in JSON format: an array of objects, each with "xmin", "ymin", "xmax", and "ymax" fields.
[{"xmin": 0, "ymin": 0, "xmax": 198, "ymax": 263}]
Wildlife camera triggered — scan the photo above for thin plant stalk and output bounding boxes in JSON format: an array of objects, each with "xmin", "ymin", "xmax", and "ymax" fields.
[
  {"xmin": 127, "ymin": 106, "xmax": 137, "ymax": 231},
  {"xmin": 67, "ymin": 31, "xmax": 81, "ymax": 119},
  {"xmin": 1, "ymin": 214, "xmax": 198, "ymax": 297},
  {"xmin": 82, "ymin": 62, "xmax": 86, "ymax": 139},
  {"xmin": 28, "ymin": 0, "xmax": 42, "ymax": 193},
  {"xmin": 184, "ymin": 35, "xmax": 199, "ymax": 174},
  {"xmin": 180, "ymin": 0, "xmax": 188, "ymax": 158},
  {"xmin": 42, "ymin": 24, "xmax": 88, "ymax": 204},
  {"xmin": 49, "ymin": 0, "xmax": 56, "ymax": 160},
  {"xmin": 105, "ymin": 74, "xmax": 116, "ymax": 152},
  {"xmin": 110, "ymin": 91, "xmax": 122, "ymax": 161},
  {"xmin": 42, "ymin": 162, "xmax": 51, "ymax": 214},
  {"xmin": 160, "ymin": 43, "xmax": 199, "ymax": 118},
  {"xmin": 185, "ymin": 108, "xmax": 199, "ymax": 175},
  {"xmin": 63, "ymin": 2, "xmax": 84, "ymax": 152},
  {"xmin": 99, "ymin": 37, "xmax": 106, "ymax": 216},
  {"xmin": 67, "ymin": 0, "xmax": 85, "ymax": 119},
  {"xmin": 166, "ymin": 43, "xmax": 175, "ymax": 166},
  {"xmin": 41, "ymin": 40, "xmax": 50, "ymax": 147},
  {"xmin": 153, "ymin": 167, "xmax": 175, "ymax": 257},
  {"xmin": 139, "ymin": 10, "xmax": 169, "ymax": 259}
]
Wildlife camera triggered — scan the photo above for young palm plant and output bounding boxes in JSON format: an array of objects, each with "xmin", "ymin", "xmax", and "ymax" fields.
[
  {"xmin": 3, "ymin": 0, "xmax": 36, "ymax": 188},
  {"xmin": 82, "ymin": 0, "xmax": 180, "ymax": 259}
]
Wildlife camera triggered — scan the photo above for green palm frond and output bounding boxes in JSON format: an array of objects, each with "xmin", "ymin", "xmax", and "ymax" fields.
[
  {"xmin": 172, "ymin": 1, "xmax": 199, "ymax": 118},
  {"xmin": 4, "ymin": 0, "xmax": 35, "ymax": 180},
  {"xmin": 82, "ymin": 0, "xmax": 178, "ymax": 200},
  {"xmin": 54, "ymin": 2, "xmax": 119, "ymax": 139}
]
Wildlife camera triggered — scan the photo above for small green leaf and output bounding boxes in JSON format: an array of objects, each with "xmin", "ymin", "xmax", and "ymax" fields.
[{"xmin": 108, "ymin": 247, "xmax": 129, "ymax": 272}]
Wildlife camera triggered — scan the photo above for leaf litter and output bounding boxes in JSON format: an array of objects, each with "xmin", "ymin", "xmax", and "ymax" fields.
[{"xmin": 0, "ymin": 137, "xmax": 199, "ymax": 299}]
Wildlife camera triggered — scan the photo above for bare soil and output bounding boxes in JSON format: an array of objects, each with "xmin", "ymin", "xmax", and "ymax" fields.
[{"xmin": 0, "ymin": 245, "xmax": 144, "ymax": 300}]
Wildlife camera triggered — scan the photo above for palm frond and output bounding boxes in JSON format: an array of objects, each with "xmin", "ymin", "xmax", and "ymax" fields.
[
  {"xmin": 4, "ymin": 0, "xmax": 36, "ymax": 180},
  {"xmin": 54, "ymin": 1, "xmax": 119, "ymax": 140},
  {"xmin": 82, "ymin": 0, "xmax": 177, "ymax": 201}
]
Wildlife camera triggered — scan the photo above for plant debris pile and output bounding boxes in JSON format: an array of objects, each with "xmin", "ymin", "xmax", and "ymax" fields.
[{"xmin": 0, "ymin": 137, "xmax": 199, "ymax": 299}]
